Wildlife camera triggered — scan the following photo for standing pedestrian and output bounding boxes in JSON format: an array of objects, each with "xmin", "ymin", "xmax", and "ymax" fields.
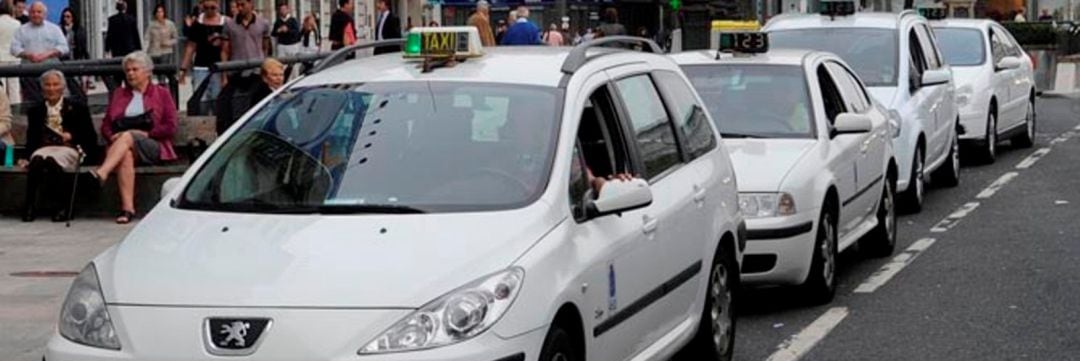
[
  {"xmin": 0, "ymin": 1, "xmax": 22, "ymax": 103},
  {"xmin": 10, "ymin": 1, "xmax": 68, "ymax": 105},
  {"xmin": 467, "ymin": 0, "xmax": 495, "ymax": 47},
  {"xmin": 373, "ymin": 0, "xmax": 401, "ymax": 54},
  {"xmin": 299, "ymin": 14, "xmax": 320, "ymax": 54},
  {"xmin": 329, "ymin": 0, "xmax": 356, "ymax": 51},
  {"xmin": 145, "ymin": 4, "xmax": 178, "ymax": 68},
  {"xmin": 105, "ymin": 0, "xmax": 141, "ymax": 58},
  {"xmin": 1014, "ymin": 8, "xmax": 1027, "ymax": 22},
  {"xmin": 272, "ymin": 2, "xmax": 301, "ymax": 59},
  {"xmin": 500, "ymin": 6, "xmax": 541, "ymax": 46},
  {"xmin": 59, "ymin": 8, "xmax": 88, "ymax": 61},
  {"xmin": 596, "ymin": 8, "xmax": 625, "ymax": 38},
  {"xmin": 543, "ymin": 23, "xmax": 563, "ymax": 46},
  {"xmin": 13, "ymin": 0, "xmax": 28, "ymax": 24},
  {"xmin": 179, "ymin": 0, "xmax": 228, "ymax": 104},
  {"xmin": 221, "ymin": 0, "xmax": 270, "ymax": 64},
  {"xmin": 494, "ymin": 19, "xmax": 507, "ymax": 44}
]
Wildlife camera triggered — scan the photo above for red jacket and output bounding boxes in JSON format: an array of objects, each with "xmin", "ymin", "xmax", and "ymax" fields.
[{"xmin": 100, "ymin": 84, "xmax": 178, "ymax": 161}]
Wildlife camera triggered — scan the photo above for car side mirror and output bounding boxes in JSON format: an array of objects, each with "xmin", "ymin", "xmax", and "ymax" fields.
[
  {"xmin": 995, "ymin": 56, "xmax": 1023, "ymax": 71},
  {"xmin": 920, "ymin": 69, "xmax": 951, "ymax": 87},
  {"xmin": 832, "ymin": 113, "xmax": 873, "ymax": 137},
  {"xmin": 587, "ymin": 178, "xmax": 653, "ymax": 218},
  {"xmin": 161, "ymin": 177, "xmax": 182, "ymax": 201}
]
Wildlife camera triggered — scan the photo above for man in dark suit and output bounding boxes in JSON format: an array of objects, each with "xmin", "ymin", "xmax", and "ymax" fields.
[
  {"xmin": 104, "ymin": 0, "xmax": 141, "ymax": 58},
  {"xmin": 373, "ymin": 0, "xmax": 401, "ymax": 55}
]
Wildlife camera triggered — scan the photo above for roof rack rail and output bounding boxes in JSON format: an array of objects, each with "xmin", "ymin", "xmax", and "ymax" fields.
[
  {"xmin": 307, "ymin": 39, "xmax": 406, "ymax": 74},
  {"xmin": 560, "ymin": 36, "xmax": 662, "ymax": 74},
  {"xmin": 211, "ymin": 52, "xmax": 329, "ymax": 73}
]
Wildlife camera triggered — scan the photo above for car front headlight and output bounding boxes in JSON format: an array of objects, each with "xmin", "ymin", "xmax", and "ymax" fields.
[
  {"xmin": 739, "ymin": 192, "xmax": 796, "ymax": 218},
  {"xmin": 59, "ymin": 264, "xmax": 121, "ymax": 350},
  {"xmin": 956, "ymin": 85, "xmax": 974, "ymax": 107},
  {"xmin": 359, "ymin": 267, "xmax": 525, "ymax": 355}
]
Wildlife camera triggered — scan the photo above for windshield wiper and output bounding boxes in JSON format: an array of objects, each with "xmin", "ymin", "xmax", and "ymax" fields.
[{"xmin": 720, "ymin": 132, "xmax": 765, "ymax": 139}]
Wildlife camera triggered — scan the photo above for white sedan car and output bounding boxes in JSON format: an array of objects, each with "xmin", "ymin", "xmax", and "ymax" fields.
[
  {"xmin": 673, "ymin": 47, "xmax": 898, "ymax": 303},
  {"xmin": 765, "ymin": 7, "xmax": 961, "ymax": 212},
  {"xmin": 932, "ymin": 19, "xmax": 1037, "ymax": 162},
  {"xmin": 46, "ymin": 29, "xmax": 746, "ymax": 361}
]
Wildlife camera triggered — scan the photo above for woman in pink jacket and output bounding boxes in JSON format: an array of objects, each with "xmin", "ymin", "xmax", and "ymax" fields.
[{"xmin": 89, "ymin": 51, "xmax": 178, "ymax": 224}]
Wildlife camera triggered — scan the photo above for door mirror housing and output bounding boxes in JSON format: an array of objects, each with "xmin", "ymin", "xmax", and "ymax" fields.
[
  {"xmin": 920, "ymin": 69, "xmax": 951, "ymax": 87},
  {"xmin": 587, "ymin": 178, "xmax": 653, "ymax": 218},
  {"xmin": 161, "ymin": 177, "xmax": 182, "ymax": 201},
  {"xmin": 832, "ymin": 113, "xmax": 873, "ymax": 137},
  {"xmin": 995, "ymin": 56, "xmax": 1023, "ymax": 71}
]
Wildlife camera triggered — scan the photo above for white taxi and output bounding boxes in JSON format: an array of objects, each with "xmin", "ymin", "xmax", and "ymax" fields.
[
  {"xmin": 672, "ymin": 32, "xmax": 898, "ymax": 303},
  {"xmin": 764, "ymin": 2, "xmax": 961, "ymax": 212},
  {"xmin": 45, "ymin": 28, "xmax": 745, "ymax": 361},
  {"xmin": 930, "ymin": 18, "xmax": 1037, "ymax": 162}
]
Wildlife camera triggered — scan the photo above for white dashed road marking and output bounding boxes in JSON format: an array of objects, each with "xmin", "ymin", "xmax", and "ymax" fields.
[
  {"xmin": 765, "ymin": 307, "xmax": 850, "ymax": 361},
  {"xmin": 1016, "ymin": 148, "xmax": 1051, "ymax": 169},
  {"xmin": 854, "ymin": 238, "xmax": 937, "ymax": 293},
  {"xmin": 976, "ymin": 172, "xmax": 1019, "ymax": 199},
  {"xmin": 930, "ymin": 202, "xmax": 980, "ymax": 233}
]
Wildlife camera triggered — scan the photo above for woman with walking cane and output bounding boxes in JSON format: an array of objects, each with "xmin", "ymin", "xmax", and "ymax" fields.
[{"xmin": 19, "ymin": 69, "xmax": 98, "ymax": 222}]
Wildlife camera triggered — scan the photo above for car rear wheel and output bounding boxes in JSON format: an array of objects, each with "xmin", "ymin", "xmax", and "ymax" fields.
[
  {"xmin": 860, "ymin": 177, "xmax": 896, "ymax": 258},
  {"xmin": 803, "ymin": 208, "xmax": 837, "ymax": 304},
  {"xmin": 899, "ymin": 147, "xmax": 925, "ymax": 213},
  {"xmin": 1014, "ymin": 100, "xmax": 1036, "ymax": 148},
  {"xmin": 538, "ymin": 323, "xmax": 578, "ymax": 361},
  {"xmin": 690, "ymin": 243, "xmax": 737, "ymax": 361},
  {"xmin": 932, "ymin": 125, "xmax": 960, "ymax": 187}
]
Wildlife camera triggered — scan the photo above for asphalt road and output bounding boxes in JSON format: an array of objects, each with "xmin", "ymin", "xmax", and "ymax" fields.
[{"xmin": 681, "ymin": 96, "xmax": 1080, "ymax": 361}]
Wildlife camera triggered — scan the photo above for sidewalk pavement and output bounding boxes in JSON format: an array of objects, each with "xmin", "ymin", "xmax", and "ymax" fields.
[{"xmin": 0, "ymin": 218, "xmax": 132, "ymax": 361}]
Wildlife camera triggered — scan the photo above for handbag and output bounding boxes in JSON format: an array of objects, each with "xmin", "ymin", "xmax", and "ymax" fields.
[{"xmin": 111, "ymin": 111, "xmax": 154, "ymax": 134}]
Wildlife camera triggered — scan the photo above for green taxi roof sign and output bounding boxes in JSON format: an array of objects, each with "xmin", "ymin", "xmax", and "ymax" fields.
[
  {"xmin": 404, "ymin": 26, "xmax": 484, "ymax": 59},
  {"xmin": 918, "ymin": 7, "xmax": 947, "ymax": 20},
  {"xmin": 717, "ymin": 32, "xmax": 769, "ymax": 55},
  {"xmin": 820, "ymin": 0, "xmax": 856, "ymax": 18}
]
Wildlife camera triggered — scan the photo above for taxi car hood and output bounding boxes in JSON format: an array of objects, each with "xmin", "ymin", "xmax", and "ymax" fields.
[
  {"xmin": 96, "ymin": 204, "xmax": 561, "ymax": 308},
  {"xmin": 723, "ymin": 139, "xmax": 816, "ymax": 192}
]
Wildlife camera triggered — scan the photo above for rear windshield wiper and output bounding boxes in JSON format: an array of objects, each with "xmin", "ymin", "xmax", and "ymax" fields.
[{"xmin": 720, "ymin": 132, "xmax": 764, "ymax": 139}]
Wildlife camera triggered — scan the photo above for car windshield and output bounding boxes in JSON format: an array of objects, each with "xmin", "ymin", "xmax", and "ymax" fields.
[
  {"xmin": 933, "ymin": 28, "xmax": 986, "ymax": 66},
  {"xmin": 682, "ymin": 64, "xmax": 814, "ymax": 139},
  {"xmin": 769, "ymin": 28, "xmax": 898, "ymax": 87},
  {"xmin": 179, "ymin": 82, "xmax": 562, "ymax": 214}
]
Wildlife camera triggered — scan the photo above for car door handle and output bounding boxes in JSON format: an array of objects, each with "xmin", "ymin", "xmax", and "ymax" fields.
[
  {"xmin": 693, "ymin": 184, "xmax": 707, "ymax": 204},
  {"xmin": 642, "ymin": 215, "xmax": 659, "ymax": 235}
]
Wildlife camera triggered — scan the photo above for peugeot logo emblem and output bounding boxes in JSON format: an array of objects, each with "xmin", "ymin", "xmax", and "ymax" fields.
[{"xmin": 203, "ymin": 317, "xmax": 271, "ymax": 356}]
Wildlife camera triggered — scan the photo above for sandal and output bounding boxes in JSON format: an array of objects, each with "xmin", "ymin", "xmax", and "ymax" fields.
[{"xmin": 116, "ymin": 210, "xmax": 136, "ymax": 224}]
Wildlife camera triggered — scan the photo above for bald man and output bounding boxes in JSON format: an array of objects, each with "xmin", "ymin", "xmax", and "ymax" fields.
[{"xmin": 10, "ymin": 1, "xmax": 67, "ymax": 104}]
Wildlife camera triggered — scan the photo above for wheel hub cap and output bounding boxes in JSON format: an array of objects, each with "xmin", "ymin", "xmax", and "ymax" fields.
[{"xmin": 710, "ymin": 263, "xmax": 732, "ymax": 354}]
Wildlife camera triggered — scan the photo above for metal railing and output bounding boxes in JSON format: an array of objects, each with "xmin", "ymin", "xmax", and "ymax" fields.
[{"xmin": 0, "ymin": 56, "xmax": 179, "ymax": 108}]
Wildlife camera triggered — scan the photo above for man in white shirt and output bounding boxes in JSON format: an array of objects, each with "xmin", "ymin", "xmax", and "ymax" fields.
[{"xmin": 10, "ymin": 1, "xmax": 67, "ymax": 104}]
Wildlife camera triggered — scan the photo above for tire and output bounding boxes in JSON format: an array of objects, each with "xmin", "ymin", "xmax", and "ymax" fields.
[
  {"xmin": 979, "ymin": 110, "xmax": 997, "ymax": 164},
  {"xmin": 932, "ymin": 125, "xmax": 960, "ymax": 188},
  {"xmin": 1013, "ymin": 100, "xmax": 1036, "ymax": 148},
  {"xmin": 538, "ymin": 322, "xmax": 579, "ymax": 361},
  {"xmin": 899, "ymin": 147, "xmax": 925, "ymax": 213},
  {"xmin": 803, "ymin": 207, "xmax": 837, "ymax": 305},
  {"xmin": 860, "ymin": 177, "xmax": 896, "ymax": 258},
  {"xmin": 690, "ymin": 243, "xmax": 737, "ymax": 361}
]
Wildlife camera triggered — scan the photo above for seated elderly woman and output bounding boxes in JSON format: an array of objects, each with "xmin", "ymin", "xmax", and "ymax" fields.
[
  {"xmin": 20, "ymin": 70, "xmax": 98, "ymax": 222},
  {"xmin": 88, "ymin": 51, "xmax": 178, "ymax": 224}
]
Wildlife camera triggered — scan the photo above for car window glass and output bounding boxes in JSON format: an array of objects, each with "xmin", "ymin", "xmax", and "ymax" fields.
[
  {"xmin": 917, "ymin": 24, "xmax": 943, "ymax": 69},
  {"xmin": 614, "ymin": 75, "xmax": 682, "ymax": 180},
  {"xmin": 909, "ymin": 29, "xmax": 929, "ymax": 73},
  {"xmin": 683, "ymin": 64, "xmax": 814, "ymax": 139},
  {"xmin": 572, "ymin": 86, "xmax": 636, "ymax": 220},
  {"xmin": 990, "ymin": 30, "xmax": 1007, "ymax": 63},
  {"xmin": 933, "ymin": 27, "xmax": 987, "ymax": 66},
  {"xmin": 817, "ymin": 65, "xmax": 847, "ymax": 125},
  {"xmin": 769, "ymin": 28, "xmax": 899, "ymax": 86},
  {"xmin": 826, "ymin": 62, "xmax": 870, "ymax": 113},
  {"xmin": 997, "ymin": 27, "xmax": 1024, "ymax": 57},
  {"xmin": 653, "ymin": 71, "xmax": 717, "ymax": 159}
]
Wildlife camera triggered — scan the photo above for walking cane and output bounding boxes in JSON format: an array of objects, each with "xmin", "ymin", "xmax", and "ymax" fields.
[{"xmin": 65, "ymin": 146, "xmax": 85, "ymax": 228}]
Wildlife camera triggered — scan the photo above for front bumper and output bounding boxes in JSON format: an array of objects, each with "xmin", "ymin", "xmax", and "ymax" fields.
[
  {"xmin": 45, "ymin": 305, "xmax": 544, "ymax": 361},
  {"xmin": 740, "ymin": 210, "xmax": 819, "ymax": 286}
]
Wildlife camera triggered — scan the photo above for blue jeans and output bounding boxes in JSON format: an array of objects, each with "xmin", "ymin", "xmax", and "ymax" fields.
[{"xmin": 192, "ymin": 67, "xmax": 222, "ymax": 103}]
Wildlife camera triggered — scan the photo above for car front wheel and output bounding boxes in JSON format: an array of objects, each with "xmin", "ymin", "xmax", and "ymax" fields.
[
  {"xmin": 900, "ymin": 147, "xmax": 925, "ymax": 213},
  {"xmin": 933, "ymin": 124, "xmax": 960, "ymax": 187},
  {"xmin": 860, "ymin": 177, "xmax": 896, "ymax": 258},
  {"xmin": 979, "ymin": 110, "xmax": 997, "ymax": 163},
  {"xmin": 1014, "ymin": 100, "xmax": 1036, "ymax": 148},
  {"xmin": 803, "ymin": 208, "xmax": 837, "ymax": 304},
  {"xmin": 538, "ymin": 323, "xmax": 579, "ymax": 361}
]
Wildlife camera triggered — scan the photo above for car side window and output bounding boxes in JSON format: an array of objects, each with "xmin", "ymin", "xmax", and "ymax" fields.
[
  {"xmin": 614, "ymin": 74, "xmax": 683, "ymax": 180},
  {"xmin": 917, "ymin": 24, "xmax": 943, "ymax": 70},
  {"xmin": 825, "ymin": 62, "xmax": 870, "ymax": 113},
  {"xmin": 816, "ymin": 65, "xmax": 847, "ymax": 126},
  {"xmin": 990, "ymin": 30, "xmax": 1007, "ymax": 64},
  {"xmin": 652, "ymin": 71, "xmax": 717, "ymax": 160},
  {"xmin": 996, "ymin": 27, "xmax": 1024, "ymax": 57},
  {"xmin": 909, "ymin": 29, "xmax": 929, "ymax": 75},
  {"xmin": 570, "ymin": 86, "xmax": 635, "ymax": 221}
]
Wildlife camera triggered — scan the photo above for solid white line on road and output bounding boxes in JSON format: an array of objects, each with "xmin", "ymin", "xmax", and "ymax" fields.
[
  {"xmin": 976, "ymin": 172, "xmax": 1019, "ymax": 199},
  {"xmin": 1016, "ymin": 148, "xmax": 1052, "ymax": 169},
  {"xmin": 854, "ymin": 238, "xmax": 937, "ymax": 293},
  {"xmin": 930, "ymin": 202, "xmax": 981, "ymax": 233},
  {"xmin": 765, "ymin": 307, "xmax": 850, "ymax": 361}
]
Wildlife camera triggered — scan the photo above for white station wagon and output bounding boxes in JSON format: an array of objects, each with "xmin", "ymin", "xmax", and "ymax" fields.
[
  {"xmin": 673, "ymin": 34, "xmax": 897, "ymax": 302},
  {"xmin": 46, "ymin": 29, "xmax": 745, "ymax": 361}
]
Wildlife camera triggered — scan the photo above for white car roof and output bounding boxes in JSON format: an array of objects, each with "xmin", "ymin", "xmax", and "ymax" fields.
[
  {"xmin": 928, "ymin": 18, "xmax": 996, "ymax": 31},
  {"xmin": 670, "ymin": 49, "xmax": 820, "ymax": 67},
  {"xmin": 765, "ymin": 11, "xmax": 917, "ymax": 31},
  {"xmin": 292, "ymin": 46, "xmax": 638, "ymax": 89}
]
